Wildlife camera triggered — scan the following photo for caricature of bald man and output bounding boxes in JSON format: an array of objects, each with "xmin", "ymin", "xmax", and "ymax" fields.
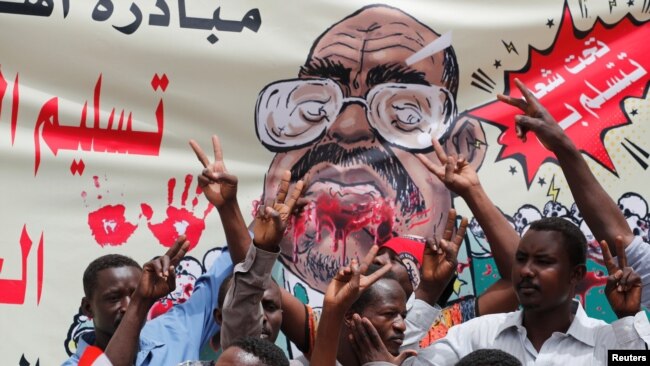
[{"xmin": 255, "ymin": 5, "xmax": 486, "ymax": 292}]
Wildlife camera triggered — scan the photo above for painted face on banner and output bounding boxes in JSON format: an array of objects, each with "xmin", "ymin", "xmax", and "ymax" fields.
[{"xmin": 256, "ymin": 5, "xmax": 485, "ymax": 291}]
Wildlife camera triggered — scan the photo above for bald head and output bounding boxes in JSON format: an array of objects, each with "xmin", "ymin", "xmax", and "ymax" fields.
[{"xmin": 301, "ymin": 4, "xmax": 458, "ymax": 98}]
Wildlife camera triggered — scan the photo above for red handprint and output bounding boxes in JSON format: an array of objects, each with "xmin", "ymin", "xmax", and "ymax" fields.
[
  {"xmin": 83, "ymin": 176, "xmax": 137, "ymax": 246},
  {"xmin": 141, "ymin": 174, "xmax": 213, "ymax": 250}
]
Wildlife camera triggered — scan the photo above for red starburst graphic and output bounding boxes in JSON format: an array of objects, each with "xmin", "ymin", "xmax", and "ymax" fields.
[{"xmin": 469, "ymin": 3, "xmax": 649, "ymax": 186}]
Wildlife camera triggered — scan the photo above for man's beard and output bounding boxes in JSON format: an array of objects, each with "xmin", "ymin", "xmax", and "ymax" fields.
[
  {"xmin": 289, "ymin": 142, "xmax": 425, "ymax": 215},
  {"xmin": 279, "ymin": 142, "xmax": 430, "ymax": 289}
]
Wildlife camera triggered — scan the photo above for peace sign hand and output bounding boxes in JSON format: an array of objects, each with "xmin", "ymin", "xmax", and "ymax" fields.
[
  {"xmin": 253, "ymin": 172, "xmax": 305, "ymax": 251},
  {"xmin": 497, "ymin": 78, "xmax": 569, "ymax": 152},
  {"xmin": 189, "ymin": 135, "xmax": 239, "ymax": 209},
  {"xmin": 137, "ymin": 236, "xmax": 190, "ymax": 302},
  {"xmin": 323, "ymin": 245, "xmax": 392, "ymax": 315},
  {"xmin": 416, "ymin": 137, "xmax": 480, "ymax": 197},
  {"xmin": 417, "ymin": 208, "xmax": 467, "ymax": 305},
  {"xmin": 600, "ymin": 236, "xmax": 642, "ymax": 318},
  {"xmin": 271, "ymin": 171, "xmax": 307, "ymax": 225}
]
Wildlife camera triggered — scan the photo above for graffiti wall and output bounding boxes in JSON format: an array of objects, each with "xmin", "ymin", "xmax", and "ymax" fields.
[{"xmin": 0, "ymin": 0, "xmax": 648, "ymax": 363}]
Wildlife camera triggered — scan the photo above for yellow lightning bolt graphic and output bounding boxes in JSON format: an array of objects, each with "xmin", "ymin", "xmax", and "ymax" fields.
[{"xmin": 546, "ymin": 175, "xmax": 560, "ymax": 202}]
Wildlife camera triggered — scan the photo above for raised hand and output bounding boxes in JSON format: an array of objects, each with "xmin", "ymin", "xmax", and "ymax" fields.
[
  {"xmin": 350, "ymin": 314, "xmax": 417, "ymax": 365},
  {"xmin": 496, "ymin": 78, "xmax": 567, "ymax": 151},
  {"xmin": 253, "ymin": 172, "xmax": 305, "ymax": 251},
  {"xmin": 311, "ymin": 247, "xmax": 391, "ymax": 366},
  {"xmin": 416, "ymin": 137, "xmax": 480, "ymax": 196},
  {"xmin": 270, "ymin": 170, "xmax": 306, "ymax": 225},
  {"xmin": 600, "ymin": 236, "xmax": 642, "ymax": 318},
  {"xmin": 416, "ymin": 209, "xmax": 468, "ymax": 305},
  {"xmin": 136, "ymin": 235, "xmax": 190, "ymax": 302},
  {"xmin": 189, "ymin": 135, "xmax": 239, "ymax": 209},
  {"xmin": 323, "ymin": 245, "xmax": 392, "ymax": 315}
]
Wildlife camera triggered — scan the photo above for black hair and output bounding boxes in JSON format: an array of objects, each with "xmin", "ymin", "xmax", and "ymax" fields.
[
  {"xmin": 83, "ymin": 254, "xmax": 141, "ymax": 298},
  {"xmin": 228, "ymin": 336, "xmax": 289, "ymax": 366},
  {"xmin": 455, "ymin": 349, "xmax": 522, "ymax": 366},
  {"xmin": 529, "ymin": 217, "xmax": 587, "ymax": 267}
]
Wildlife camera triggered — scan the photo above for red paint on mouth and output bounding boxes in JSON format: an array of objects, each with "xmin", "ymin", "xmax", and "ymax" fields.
[
  {"xmin": 290, "ymin": 203, "xmax": 312, "ymax": 263},
  {"xmin": 310, "ymin": 192, "xmax": 395, "ymax": 265}
]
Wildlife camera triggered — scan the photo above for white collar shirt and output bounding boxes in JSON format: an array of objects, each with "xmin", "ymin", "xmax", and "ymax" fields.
[{"xmin": 403, "ymin": 301, "xmax": 650, "ymax": 366}]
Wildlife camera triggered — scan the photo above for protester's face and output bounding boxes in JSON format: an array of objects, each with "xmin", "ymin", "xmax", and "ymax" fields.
[
  {"xmin": 512, "ymin": 230, "xmax": 578, "ymax": 311},
  {"xmin": 358, "ymin": 279, "xmax": 407, "ymax": 356},
  {"xmin": 261, "ymin": 283, "xmax": 283, "ymax": 342},
  {"xmin": 82, "ymin": 266, "xmax": 141, "ymax": 340},
  {"xmin": 262, "ymin": 6, "xmax": 455, "ymax": 292},
  {"xmin": 374, "ymin": 247, "xmax": 414, "ymax": 297},
  {"xmin": 217, "ymin": 346, "xmax": 264, "ymax": 366}
]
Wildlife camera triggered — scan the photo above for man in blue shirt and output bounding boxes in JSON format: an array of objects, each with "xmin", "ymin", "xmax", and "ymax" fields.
[{"xmin": 62, "ymin": 239, "xmax": 233, "ymax": 366}]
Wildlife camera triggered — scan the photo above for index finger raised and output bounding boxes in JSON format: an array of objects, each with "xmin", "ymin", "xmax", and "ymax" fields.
[
  {"xmin": 212, "ymin": 135, "xmax": 225, "ymax": 165},
  {"xmin": 442, "ymin": 208, "xmax": 456, "ymax": 241},
  {"xmin": 432, "ymin": 136, "xmax": 448, "ymax": 165},
  {"xmin": 514, "ymin": 78, "xmax": 541, "ymax": 108},
  {"xmin": 359, "ymin": 245, "xmax": 380, "ymax": 274},
  {"xmin": 598, "ymin": 239, "xmax": 618, "ymax": 275},
  {"xmin": 285, "ymin": 179, "xmax": 305, "ymax": 214},
  {"xmin": 361, "ymin": 262, "xmax": 391, "ymax": 289},
  {"xmin": 454, "ymin": 216, "xmax": 468, "ymax": 245},
  {"xmin": 165, "ymin": 235, "xmax": 189, "ymax": 266},
  {"xmin": 189, "ymin": 140, "xmax": 210, "ymax": 168},
  {"xmin": 276, "ymin": 170, "xmax": 291, "ymax": 204}
]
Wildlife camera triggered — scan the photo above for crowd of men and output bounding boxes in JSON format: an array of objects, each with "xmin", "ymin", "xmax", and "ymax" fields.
[{"xmin": 61, "ymin": 5, "xmax": 650, "ymax": 366}]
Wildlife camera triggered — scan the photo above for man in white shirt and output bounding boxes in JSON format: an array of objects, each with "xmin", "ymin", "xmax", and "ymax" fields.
[{"xmin": 403, "ymin": 217, "xmax": 649, "ymax": 365}]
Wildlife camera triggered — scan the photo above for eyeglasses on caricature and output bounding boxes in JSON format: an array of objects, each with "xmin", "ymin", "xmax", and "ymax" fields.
[{"xmin": 255, "ymin": 78, "xmax": 456, "ymax": 152}]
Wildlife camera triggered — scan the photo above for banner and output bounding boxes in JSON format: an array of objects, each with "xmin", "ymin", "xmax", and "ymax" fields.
[{"xmin": 0, "ymin": 0, "xmax": 648, "ymax": 363}]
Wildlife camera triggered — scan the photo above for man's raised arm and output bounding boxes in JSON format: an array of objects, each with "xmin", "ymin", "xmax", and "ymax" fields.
[
  {"xmin": 220, "ymin": 177, "xmax": 305, "ymax": 349},
  {"xmin": 498, "ymin": 79, "xmax": 650, "ymax": 306},
  {"xmin": 190, "ymin": 135, "xmax": 250, "ymax": 264},
  {"xmin": 103, "ymin": 237, "xmax": 189, "ymax": 366},
  {"xmin": 497, "ymin": 79, "xmax": 633, "ymax": 252},
  {"xmin": 417, "ymin": 138, "xmax": 519, "ymax": 314}
]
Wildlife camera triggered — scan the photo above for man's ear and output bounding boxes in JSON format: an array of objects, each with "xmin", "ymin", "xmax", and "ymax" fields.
[
  {"xmin": 343, "ymin": 312, "xmax": 355, "ymax": 328},
  {"xmin": 81, "ymin": 297, "xmax": 93, "ymax": 319},
  {"xmin": 214, "ymin": 307, "xmax": 223, "ymax": 326},
  {"xmin": 442, "ymin": 114, "xmax": 487, "ymax": 172},
  {"xmin": 571, "ymin": 264, "xmax": 587, "ymax": 285}
]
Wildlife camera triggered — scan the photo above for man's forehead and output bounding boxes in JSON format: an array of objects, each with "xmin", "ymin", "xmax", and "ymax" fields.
[
  {"xmin": 309, "ymin": 6, "xmax": 443, "ymax": 80},
  {"xmin": 519, "ymin": 230, "xmax": 567, "ymax": 257},
  {"xmin": 373, "ymin": 278, "xmax": 406, "ymax": 300},
  {"xmin": 263, "ymin": 281, "xmax": 282, "ymax": 302},
  {"xmin": 314, "ymin": 21, "xmax": 429, "ymax": 55}
]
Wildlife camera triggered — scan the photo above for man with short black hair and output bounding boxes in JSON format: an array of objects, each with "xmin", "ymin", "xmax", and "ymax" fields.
[
  {"xmin": 62, "ymin": 236, "xmax": 233, "ymax": 366},
  {"xmin": 76, "ymin": 255, "xmax": 142, "ymax": 355},
  {"xmin": 402, "ymin": 210, "xmax": 649, "ymax": 365},
  {"xmin": 455, "ymin": 349, "xmax": 521, "ymax": 366},
  {"xmin": 217, "ymin": 337, "xmax": 289, "ymax": 366}
]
